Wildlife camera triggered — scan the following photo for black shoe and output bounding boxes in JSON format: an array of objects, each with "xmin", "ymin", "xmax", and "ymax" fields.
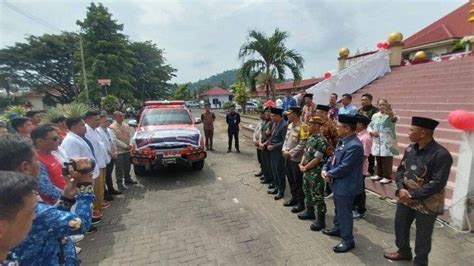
[
  {"xmin": 310, "ymin": 213, "xmax": 326, "ymax": 231},
  {"xmin": 91, "ymin": 217, "xmax": 102, "ymax": 225},
  {"xmin": 274, "ymin": 194, "xmax": 284, "ymax": 200},
  {"xmin": 125, "ymin": 179, "xmax": 137, "ymax": 185},
  {"xmin": 260, "ymin": 180, "xmax": 271, "ymax": 184},
  {"xmin": 86, "ymin": 226, "xmax": 98, "ymax": 235},
  {"xmin": 267, "ymin": 184, "xmax": 275, "ymax": 189},
  {"xmin": 291, "ymin": 204, "xmax": 305, "ymax": 213},
  {"xmin": 283, "ymin": 199, "xmax": 297, "ymax": 207},
  {"xmin": 267, "ymin": 189, "xmax": 278, "ymax": 195},
  {"xmin": 322, "ymin": 228, "xmax": 341, "ymax": 237},
  {"xmin": 104, "ymin": 195, "xmax": 114, "ymax": 201},
  {"xmin": 210, "ymin": 148, "xmax": 214, "ymax": 151},
  {"xmin": 255, "ymin": 171, "xmax": 263, "ymax": 177},
  {"xmin": 227, "ymin": 149, "xmax": 231, "ymax": 153},
  {"xmin": 297, "ymin": 207, "xmax": 315, "ymax": 220},
  {"xmin": 333, "ymin": 241, "xmax": 355, "ymax": 253},
  {"xmin": 236, "ymin": 149, "xmax": 240, "ymax": 153},
  {"xmin": 259, "ymin": 176, "xmax": 265, "ymax": 181},
  {"xmin": 111, "ymin": 190, "xmax": 123, "ymax": 195}
]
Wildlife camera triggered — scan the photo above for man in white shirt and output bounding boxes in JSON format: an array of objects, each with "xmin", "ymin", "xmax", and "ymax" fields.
[
  {"xmin": 84, "ymin": 111, "xmax": 109, "ymax": 218},
  {"xmin": 98, "ymin": 114, "xmax": 122, "ymax": 200},
  {"xmin": 60, "ymin": 116, "xmax": 101, "ymax": 230}
]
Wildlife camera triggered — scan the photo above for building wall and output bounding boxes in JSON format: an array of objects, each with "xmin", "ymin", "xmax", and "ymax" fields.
[
  {"xmin": 202, "ymin": 95, "xmax": 231, "ymax": 109},
  {"xmin": 405, "ymin": 43, "xmax": 458, "ymax": 60}
]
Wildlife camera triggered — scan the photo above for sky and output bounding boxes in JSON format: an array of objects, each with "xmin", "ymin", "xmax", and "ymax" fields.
[{"xmin": 0, "ymin": 0, "xmax": 467, "ymax": 83}]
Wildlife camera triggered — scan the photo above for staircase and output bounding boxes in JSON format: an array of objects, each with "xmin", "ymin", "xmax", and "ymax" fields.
[{"xmin": 352, "ymin": 55, "xmax": 474, "ymax": 209}]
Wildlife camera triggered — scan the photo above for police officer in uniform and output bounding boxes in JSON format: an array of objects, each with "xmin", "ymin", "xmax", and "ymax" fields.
[
  {"xmin": 321, "ymin": 114, "xmax": 364, "ymax": 253},
  {"xmin": 384, "ymin": 117, "xmax": 453, "ymax": 266},
  {"xmin": 282, "ymin": 107, "xmax": 308, "ymax": 212},
  {"xmin": 298, "ymin": 116, "xmax": 329, "ymax": 232}
]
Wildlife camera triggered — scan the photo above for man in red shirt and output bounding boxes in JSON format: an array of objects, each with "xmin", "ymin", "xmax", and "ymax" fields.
[{"xmin": 32, "ymin": 124, "xmax": 66, "ymax": 201}]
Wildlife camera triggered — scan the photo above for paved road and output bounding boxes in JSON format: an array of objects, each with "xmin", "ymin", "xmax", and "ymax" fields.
[{"xmin": 80, "ymin": 109, "xmax": 474, "ymax": 265}]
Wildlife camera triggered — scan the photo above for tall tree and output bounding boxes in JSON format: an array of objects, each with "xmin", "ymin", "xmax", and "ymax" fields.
[
  {"xmin": 129, "ymin": 41, "xmax": 176, "ymax": 101},
  {"xmin": 238, "ymin": 28, "xmax": 304, "ymax": 100},
  {"xmin": 0, "ymin": 33, "xmax": 80, "ymax": 104},
  {"xmin": 77, "ymin": 2, "xmax": 136, "ymax": 105},
  {"xmin": 171, "ymin": 84, "xmax": 191, "ymax": 100}
]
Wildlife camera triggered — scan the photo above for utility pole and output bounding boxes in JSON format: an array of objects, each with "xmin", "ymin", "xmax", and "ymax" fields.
[{"xmin": 79, "ymin": 36, "xmax": 89, "ymax": 104}]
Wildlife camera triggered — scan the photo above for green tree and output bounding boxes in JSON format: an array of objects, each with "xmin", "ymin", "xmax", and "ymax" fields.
[
  {"xmin": 0, "ymin": 32, "xmax": 81, "ymax": 104},
  {"xmin": 77, "ymin": 2, "xmax": 136, "ymax": 105},
  {"xmin": 171, "ymin": 84, "xmax": 191, "ymax": 100},
  {"xmin": 233, "ymin": 81, "xmax": 250, "ymax": 113},
  {"xmin": 129, "ymin": 41, "xmax": 176, "ymax": 101},
  {"xmin": 238, "ymin": 28, "xmax": 304, "ymax": 100}
]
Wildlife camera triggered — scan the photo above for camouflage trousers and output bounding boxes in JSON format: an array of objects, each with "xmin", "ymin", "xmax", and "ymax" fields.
[{"xmin": 303, "ymin": 172, "xmax": 326, "ymax": 215}]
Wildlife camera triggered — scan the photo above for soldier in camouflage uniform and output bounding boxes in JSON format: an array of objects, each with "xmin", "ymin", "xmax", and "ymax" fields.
[
  {"xmin": 282, "ymin": 106, "xmax": 309, "ymax": 213},
  {"xmin": 315, "ymin": 104, "xmax": 339, "ymax": 197},
  {"xmin": 297, "ymin": 116, "xmax": 329, "ymax": 232}
]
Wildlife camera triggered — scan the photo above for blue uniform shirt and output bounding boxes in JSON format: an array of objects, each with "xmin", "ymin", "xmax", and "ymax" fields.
[{"xmin": 12, "ymin": 191, "xmax": 94, "ymax": 265}]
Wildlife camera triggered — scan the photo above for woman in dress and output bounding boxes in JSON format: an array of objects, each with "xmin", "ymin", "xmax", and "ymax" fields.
[{"xmin": 368, "ymin": 99, "xmax": 399, "ymax": 184}]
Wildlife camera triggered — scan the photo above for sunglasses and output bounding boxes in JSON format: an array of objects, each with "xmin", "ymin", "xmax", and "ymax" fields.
[{"xmin": 45, "ymin": 136, "xmax": 60, "ymax": 142}]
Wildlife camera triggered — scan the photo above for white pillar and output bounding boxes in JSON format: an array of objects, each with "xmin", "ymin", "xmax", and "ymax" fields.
[{"xmin": 450, "ymin": 131, "xmax": 474, "ymax": 230}]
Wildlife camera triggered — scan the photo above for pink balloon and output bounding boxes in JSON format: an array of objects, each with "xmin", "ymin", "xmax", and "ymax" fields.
[
  {"xmin": 448, "ymin": 110, "xmax": 474, "ymax": 130},
  {"xmin": 382, "ymin": 42, "xmax": 390, "ymax": 49},
  {"xmin": 376, "ymin": 42, "xmax": 383, "ymax": 49},
  {"xmin": 324, "ymin": 72, "xmax": 332, "ymax": 79}
]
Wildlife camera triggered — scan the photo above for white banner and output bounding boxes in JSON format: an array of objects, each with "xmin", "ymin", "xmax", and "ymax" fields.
[{"xmin": 306, "ymin": 50, "xmax": 391, "ymax": 104}]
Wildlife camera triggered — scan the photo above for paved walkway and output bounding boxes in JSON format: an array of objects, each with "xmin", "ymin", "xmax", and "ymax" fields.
[{"xmin": 80, "ymin": 112, "xmax": 474, "ymax": 265}]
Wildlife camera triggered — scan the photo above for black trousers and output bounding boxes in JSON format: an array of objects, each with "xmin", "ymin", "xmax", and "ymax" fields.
[
  {"xmin": 333, "ymin": 195, "xmax": 355, "ymax": 243},
  {"xmin": 105, "ymin": 159, "xmax": 115, "ymax": 195},
  {"xmin": 285, "ymin": 159, "xmax": 304, "ymax": 202},
  {"xmin": 395, "ymin": 203, "xmax": 437, "ymax": 265},
  {"xmin": 227, "ymin": 130, "xmax": 239, "ymax": 150},
  {"xmin": 261, "ymin": 149, "xmax": 273, "ymax": 183},
  {"xmin": 270, "ymin": 150, "xmax": 285, "ymax": 195},
  {"xmin": 368, "ymin": 154, "xmax": 375, "ymax": 176},
  {"xmin": 353, "ymin": 176, "xmax": 367, "ymax": 214},
  {"xmin": 257, "ymin": 148, "xmax": 262, "ymax": 165}
]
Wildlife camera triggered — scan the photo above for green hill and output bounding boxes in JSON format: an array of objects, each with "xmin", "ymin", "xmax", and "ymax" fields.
[{"xmin": 187, "ymin": 69, "xmax": 238, "ymax": 92}]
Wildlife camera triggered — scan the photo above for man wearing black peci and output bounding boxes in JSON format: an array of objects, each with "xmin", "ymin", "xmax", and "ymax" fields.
[{"xmin": 384, "ymin": 117, "xmax": 453, "ymax": 266}]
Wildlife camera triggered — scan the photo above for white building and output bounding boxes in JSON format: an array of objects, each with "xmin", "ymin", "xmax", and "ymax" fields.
[{"xmin": 200, "ymin": 86, "xmax": 232, "ymax": 109}]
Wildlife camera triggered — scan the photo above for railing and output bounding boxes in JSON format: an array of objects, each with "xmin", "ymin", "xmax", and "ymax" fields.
[{"xmin": 345, "ymin": 51, "xmax": 378, "ymax": 68}]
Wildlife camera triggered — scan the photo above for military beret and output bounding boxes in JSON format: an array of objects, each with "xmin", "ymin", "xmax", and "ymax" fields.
[
  {"xmin": 307, "ymin": 116, "xmax": 325, "ymax": 124},
  {"xmin": 287, "ymin": 106, "xmax": 302, "ymax": 116},
  {"xmin": 316, "ymin": 104, "xmax": 330, "ymax": 112},
  {"xmin": 356, "ymin": 114, "xmax": 371, "ymax": 126},
  {"xmin": 270, "ymin": 107, "xmax": 283, "ymax": 116},
  {"xmin": 304, "ymin": 93, "xmax": 313, "ymax": 98},
  {"xmin": 412, "ymin": 116, "xmax": 439, "ymax": 130},
  {"xmin": 338, "ymin": 114, "xmax": 358, "ymax": 125},
  {"xmin": 264, "ymin": 106, "xmax": 272, "ymax": 112}
]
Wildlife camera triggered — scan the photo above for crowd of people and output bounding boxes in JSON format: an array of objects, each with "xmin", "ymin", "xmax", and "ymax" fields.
[
  {"xmin": 249, "ymin": 92, "xmax": 453, "ymax": 265},
  {"xmin": 0, "ymin": 110, "xmax": 136, "ymax": 265},
  {"xmin": 0, "ymin": 91, "xmax": 454, "ymax": 265}
]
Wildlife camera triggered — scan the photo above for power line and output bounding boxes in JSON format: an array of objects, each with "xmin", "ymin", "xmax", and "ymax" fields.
[{"xmin": 2, "ymin": 0, "xmax": 62, "ymax": 32}]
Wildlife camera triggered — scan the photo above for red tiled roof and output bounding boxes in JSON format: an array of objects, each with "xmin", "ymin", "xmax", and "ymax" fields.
[
  {"xmin": 256, "ymin": 77, "xmax": 323, "ymax": 92},
  {"xmin": 404, "ymin": 2, "xmax": 474, "ymax": 49},
  {"xmin": 200, "ymin": 86, "xmax": 232, "ymax": 96}
]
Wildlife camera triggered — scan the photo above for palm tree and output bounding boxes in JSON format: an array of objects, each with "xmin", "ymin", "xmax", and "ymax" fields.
[{"xmin": 238, "ymin": 29, "xmax": 304, "ymax": 100}]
